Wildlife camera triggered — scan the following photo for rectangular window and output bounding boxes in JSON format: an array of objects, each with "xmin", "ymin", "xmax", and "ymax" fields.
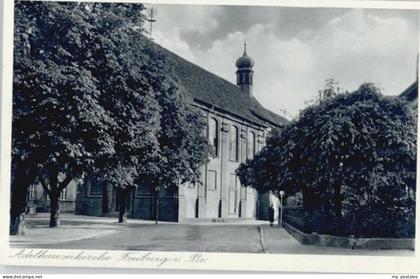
[
  {"xmin": 29, "ymin": 185, "xmax": 36, "ymax": 200},
  {"xmin": 229, "ymin": 125, "xmax": 239, "ymax": 161},
  {"xmin": 60, "ymin": 188, "xmax": 67, "ymax": 201},
  {"xmin": 207, "ymin": 170, "xmax": 217, "ymax": 191}
]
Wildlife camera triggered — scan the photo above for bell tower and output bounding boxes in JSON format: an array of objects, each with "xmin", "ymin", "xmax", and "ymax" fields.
[{"xmin": 235, "ymin": 43, "xmax": 255, "ymax": 97}]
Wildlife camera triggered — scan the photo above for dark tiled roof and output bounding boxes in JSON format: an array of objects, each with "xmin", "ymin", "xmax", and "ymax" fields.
[
  {"xmin": 148, "ymin": 42, "xmax": 289, "ymax": 127},
  {"xmin": 399, "ymin": 81, "xmax": 418, "ymax": 102}
]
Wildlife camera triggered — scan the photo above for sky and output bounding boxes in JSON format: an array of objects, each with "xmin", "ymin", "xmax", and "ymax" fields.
[{"xmin": 146, "ymin": 4, "xmax": 419, "ymax": 118}]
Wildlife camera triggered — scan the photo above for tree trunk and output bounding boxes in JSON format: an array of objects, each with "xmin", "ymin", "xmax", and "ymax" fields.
[
  {"xmin": 10, "ymin": 162, "xmax": 36, "ymax": 235},
  {"xmin": 10, "ymin": 185, "xmax": 28, "ymax": 235},
  {"xmin": 102, "ymin": 183, "xmax": 109, "ymax": 214},
  {"xmin": 49, "ymin": 191, "xmax": 60, "ymax": 228},
  {"xmin": 301, "ymin": 187, "xmax": 312, "ymax": 233},
  {"xmin": 47, "ymin": 166, "xmax": 60, "ymax": 228},
  {"xmin": 118, "ymin": 188, "xmax": 127, "ymax": 223},
  {"xmin": 154, "ymin": 185, "xmax": 160, "ymax": 225},
  {"xmin": 321, "ymin": 179, "xmax": 333, "ymax": 234},
  {"xmin": 334, "ymin": 182, "xmax": 343, "ymax": 235},
  {"xmin": 155, "ymin": 191, "xmax": 159, "ymax": 224}
]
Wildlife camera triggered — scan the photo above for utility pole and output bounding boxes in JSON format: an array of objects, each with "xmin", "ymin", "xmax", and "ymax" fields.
[{"xmin": 146, "ymin": 6, "xmax": 157, "ymax": 40}]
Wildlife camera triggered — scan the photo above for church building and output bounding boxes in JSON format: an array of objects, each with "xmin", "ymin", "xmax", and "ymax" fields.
[{"xmin": 75, "ymin": 42, "xmax": 288, "ymax": 222}]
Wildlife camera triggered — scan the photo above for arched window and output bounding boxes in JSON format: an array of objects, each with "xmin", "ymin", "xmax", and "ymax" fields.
[
  {"xmin": 229, "ymin": 125, "xmax": 239, "ymax": 161},
  {"xmin": 209, "ymin": 117, "xmax": 219, "ymax": 157},
  {"xmin": 245, "ymin": 73, "xmax": 249, "ymax": 84},
  {"xmin": 247, "ymin": 131, "xmax": 255, "ymax": 159}
]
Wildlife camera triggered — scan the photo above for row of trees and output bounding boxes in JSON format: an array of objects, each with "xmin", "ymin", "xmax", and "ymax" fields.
[
  {"xmin": 237, "ymin": 81, "xmax": 416, "ymax": 237},
  {"xmin": 11, "ymin": 1, "xmax": 209, "ymax": 234}
]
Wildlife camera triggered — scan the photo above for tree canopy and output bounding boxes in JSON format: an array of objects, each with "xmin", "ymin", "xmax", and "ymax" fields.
[
  {"xmin": 13, "ymin": 1, "xmax": 119, "ymax": 230},
  {"xmin": 237, "ymin": 83, "xmax": 416, "ymax": 237},
  {"xmin": 12, "ymin": 1, "xmax": 209, "ymax": 230}
]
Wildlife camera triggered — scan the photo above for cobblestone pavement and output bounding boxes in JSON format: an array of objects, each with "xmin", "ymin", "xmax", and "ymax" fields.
[{"xmin": 10, "ymin": 214, "xmax": 414, "ymax": 256}]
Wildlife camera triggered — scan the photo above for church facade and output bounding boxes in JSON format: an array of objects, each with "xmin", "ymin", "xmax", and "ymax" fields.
[{"xmin": 75, "ymin": 42, "xmax": 288, "ymax": 222}]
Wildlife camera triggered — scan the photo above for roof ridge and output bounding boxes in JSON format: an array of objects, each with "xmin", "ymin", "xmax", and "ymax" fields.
[
  {"xmin": 399, "ymin": 80, "xmax": 418, "ymax": 102},
  {"xmin": 152, "ymin": 42, "xmax": 243, "ymax": 92},
  {"xmin": 148, "ymin": 40, "xmax": 289, "ymax": 127}
]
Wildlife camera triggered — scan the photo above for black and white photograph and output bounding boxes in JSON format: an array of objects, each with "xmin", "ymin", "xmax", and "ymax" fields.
[{"xmin": 1, "ymin": 0, "xmax": 419, "ymax": 272}]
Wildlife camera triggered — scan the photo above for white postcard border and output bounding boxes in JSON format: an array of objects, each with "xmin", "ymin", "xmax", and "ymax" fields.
[{"xmin": 1, "ymin": 0, "xmax": 419, "ymax": 273}]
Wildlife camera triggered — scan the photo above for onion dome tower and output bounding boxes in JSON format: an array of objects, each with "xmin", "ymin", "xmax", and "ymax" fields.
[{"xmin": 235, "ymin": 43, "xmax": 255, "ymax": 97}]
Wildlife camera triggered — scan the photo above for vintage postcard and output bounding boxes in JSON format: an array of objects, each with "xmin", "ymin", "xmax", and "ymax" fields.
[{"xmin": 0, "ymin": 0, "xmax": 419, "ymax": 273}]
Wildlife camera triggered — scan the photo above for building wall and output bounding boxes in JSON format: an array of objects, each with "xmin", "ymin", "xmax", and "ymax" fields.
[
  {"xmin": 75, "ymin": 178, "xmax": 178, "ymax": 221},
  {"xmin": 178, "ymin": 106, "xmax": 271, "ymax": 222},
  {"xmin": 74, "ymin": 178, "xmax": 103, "ymax": 216},
  {"xmin": 74, "ymin": 105, "xmax": 276, "ymax": 222},
  {"xmin": 27, "ymin": 179, "xmax": 77, "ymax": 214}
]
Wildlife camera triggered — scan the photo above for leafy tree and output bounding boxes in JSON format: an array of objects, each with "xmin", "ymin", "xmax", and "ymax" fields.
[
  {"xmin": 238, "ymin": 83, "xmax": 416, "ymax": 237},
  {"xmin": 12, "ymin": 1, "xmax": 117, "ymax": 232},
  {"xmin": 80, "ymin": 3, "xmax": 162, "ymax": 223},
  {"xmin": 81, "ymin": 3, "xmax": 210, "ymax": 223},
  {"xmin": 152, "ymin": 84, "xmax": 210, "ymax": 223},
  {"xmin": 12, "ymin": 1, "xmax": 158, "ymax": 227},
  {"xmin": 12, "ymin": 1, "xmax": 210, "ymax": 230}
]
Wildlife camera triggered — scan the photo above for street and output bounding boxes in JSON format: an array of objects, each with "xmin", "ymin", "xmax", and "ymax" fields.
[{"xmin": 10, "ymin": 214, "xmax": 414, "ymax": 256}]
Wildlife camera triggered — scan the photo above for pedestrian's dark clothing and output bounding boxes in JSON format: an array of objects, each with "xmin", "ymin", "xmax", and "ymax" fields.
[{"xmin": 268, "ymin": 206, "xmax": 275, "ymax": 226}]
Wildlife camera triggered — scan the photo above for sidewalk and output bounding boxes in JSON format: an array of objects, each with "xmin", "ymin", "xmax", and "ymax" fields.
[
  {"xmin": 10, "ymin": 214, "xmax": 414, "ymax": 256},
  {"xmin": 10, "ymin": 213, "xmax": 268, "ymax": 247},
  {"xmin": 11, "ymin": 213, "xmax": 163, "ymax": 246},
  {"xmin": 26, "ymin": 212, "xmax": 269, "ymax": 226}
]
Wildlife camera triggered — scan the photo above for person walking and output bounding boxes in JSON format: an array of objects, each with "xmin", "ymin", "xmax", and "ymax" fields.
[{"xmin": 268, "ymin": 204, "xmax": 275, "ymax": 227}]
